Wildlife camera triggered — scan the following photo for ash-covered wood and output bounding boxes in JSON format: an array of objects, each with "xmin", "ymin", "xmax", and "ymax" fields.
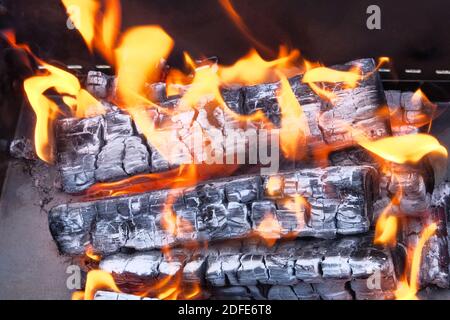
[
  {"xmin": 57, "ymin": 58, "xmax": 389, "ymax": 194},
  {"xmin": 403, "ymin": 206, "xmax": 449, "ymax": 289},
  {"xmin": 385, "ymin": 90, "xmax": 434, "ymax": 136},
  {"xmin": 49, "ymin": 166, "xmax": 378, "ymax": 255},
  {"xmin": 99, "ymin": 236, "xmax": 397, "ymax": 300}
]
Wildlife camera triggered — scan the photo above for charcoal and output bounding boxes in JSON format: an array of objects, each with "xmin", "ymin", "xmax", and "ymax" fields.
[
  {"xmin": 49, "ymin": 166, "xmax": 378, "ymax": 255},
  {"xmin": 56, "ymin": 58, "xmax": 390, "ymax": 193},
  {"xmin": 98, "ymin": 235, "xmax": 397, "ymax": 300}
]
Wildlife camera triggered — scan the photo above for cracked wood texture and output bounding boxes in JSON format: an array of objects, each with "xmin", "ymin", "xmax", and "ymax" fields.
[
  {"xmin": 403, "ymin": 206, "xmax": 449, "ymax": 289},
  {"xmin": 98, "ymin": 235, "xmax": 398, "ymax": 300},
  {"xmin": 49, "ymin": 166, "xmax": 378, "ymax": 256},
  {"xmin": 57, "ymin": 58, "xmax": 389, "ymax": 193}
]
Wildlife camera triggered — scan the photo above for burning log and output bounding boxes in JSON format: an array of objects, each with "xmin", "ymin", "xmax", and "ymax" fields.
[
  {"xmin": 98, "ymin": 235, "xmax": 397, "ymax": 300},
  {"xmin": 57, "ymin": 58, "xmax": 390, "ymax": 193},
  {"xmin": 49, "ymin": 166, "xmax": 378, "ymax": 255},
  {"xmin": 385, "ymin": 90, "xmax": 434, "ymax": 136},
  {"xmin": 403, "ymin": 206, "xmax": 449, "ymax": 288}
]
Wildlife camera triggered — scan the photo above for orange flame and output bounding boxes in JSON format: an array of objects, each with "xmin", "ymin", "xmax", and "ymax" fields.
[
  {"xmin": 168, "ymin": 54, "xmax": 271, "ymax": 124},
  {"xmin": 218, "ymin": 47, "xmax": 300, "ymax": 86},
  {"xmin": 72, "ymin": 270, "xmax": 121, "ymax": 300},
  {"xmin": 115, "ymin": 26, "xmax": 174, "ymax": 106},
  {"xmin": 374, "ymin": 201, "xmax": 399, "ymax": 247},
  {"xmin": 62, "ymin": 0, "xmax": 99, "ymax": 51},
  {"xmin": 276, "ymin": 73, "xmax": 309, "ymax": 160},
  {"xmin": 218, "ymin": 0, "xmax": 273, "ymax": 55},
  {"xmin": 61, "ymin": 0, "xmax": 121, "ymax": 62},
  {"xmin": 255, "ymin": 213, "xmax": 282, "ymax": 247},
  {"xmin": 303, "ymin": 60, "xmax": 362, "ymax": 100},
  {"xmin": 266, "ymin": 176, "xmax": 283, "ymax": 196},
  {"xmin": 23, "ymin": 63, "xmax": 104, "ymax": 163},
  {"xmin": 85, "ymin": 245, "xmax": 101, "ymax": 262},
  {"xmin": 357, "ymin": 134, "xmax": 448, "ymax": 164},
  {"xmin": 395, "ymin": 223, "xmax": 438, "ymax": 300},
  {"xmin": 86, "ymin": 164, "xmax": 239, "ymax": 199},
  {"xmin": 114, "ymin": 26, "xmax": 175, "ymax": 159}
]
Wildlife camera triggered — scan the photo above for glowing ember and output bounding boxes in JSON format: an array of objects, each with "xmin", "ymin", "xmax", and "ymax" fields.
[
  {"xmin": 395, "ymin": 223, "xmax": 438, "ymax": 300},
  {"xmin": 266, "ymin": 176, "xmax": 283, "ymax": 196},
  {"xmin": 85, "ymin": 245, "xmax": 101, "ymax": 262},
  {"xmin": 255, "ymin": 213, "xmax": 282, "ymax": 247}
]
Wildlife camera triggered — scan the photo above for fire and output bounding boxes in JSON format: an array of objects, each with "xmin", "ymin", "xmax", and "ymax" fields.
[
  {"xmin": 218, "ymin": 0, "xmax": 273, "ymax": 55},
  {"xmin": 255, "ymin": 213, "xmax": 282, "ymax": 247},
  {"xmin": 23, "ymin": 63, "xmax": 104, "ymax": 163},
  {"xmin": 114, "ymin": 26, "xmax": 176, "ymax": 160},
  {"xmin": 276, "ymin": 73, "xmax": 309, "ymax": 160},
  {"xmin": 395, "ymin": 223, "xmax": 438, "ymax": 300},
  {"xmin": 86, "ymin": 164, "xmax": 239, "ymax": 199},
  {"xmin": 357, "ymin": 134, "xmax": 448, "ymax": 164},
  {"xmin": 85, "ymin": 245, "xmax": 101, "ymax": 262},
  {"xmin": 412, "ymin": 89, "xmax": 437, "ymax": 132},
  {"xmin": 62, "ymin": 0, "xmax": 99, "ymax": 51},
  {"xmin": 302, "ymin": 60, "xmax": 362, "ymax": 100},
  {"xmin": 266, "ymin": 176, "xmax": 283, "ymax": 196},
  {"xmin": 374, "ymin": 202, "xmax": 399, "ymax": 247},
  {"xmin": 166, "ymin": 53, "xmax": 271, "ymax": 124},
  {"xmin": 115, "ymin": 26, "xmax": 173, "ymax": 106},
  {"xmin": 61, "ymin": 0, "xmax": 121, "ymax": 62},
  {"xmin": 218, "ymin": 48, "xmax": 300, "ymax": 86},
  {"xmin": 72, "ymin": 270, "xmax": 121, "ymax": 300}
]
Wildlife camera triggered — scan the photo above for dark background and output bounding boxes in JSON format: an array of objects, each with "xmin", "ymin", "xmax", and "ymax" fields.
[{"xmin": 2, "ymin": 0, "xmax": 450, "ymax": 77}]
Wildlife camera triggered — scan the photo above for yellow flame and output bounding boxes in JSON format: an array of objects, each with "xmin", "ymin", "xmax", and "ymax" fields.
[
  {"xmin": 277, "ymin": 73, "xmax": 309, "ymax": 160},
  {"xmin": 374, "ymin": 203, "xmax": 399, "ymax": 247},
  {"xmin": 115, "ymin": 26, "xmax": 174, "ymax": 106},
  {"xmin": 62, "ymin": 0, "xmax": 99, "ymax": 51},
  {"xmin": 266, "ymin": 176, "xmax": 283, "ymax": 196},
  {"xmin": 85, "ymin": 245, "xmax": 102, "ymax": 262},
  {"xmin": 61, "ymin": 0, "xmax": 121, "ymax": 62},
  {"xmin": 357, "ymin": 134, "xmax": 448, "ymax": 164},
  {"xmin": 23, "ymin": 63, "xmax": 104, "ymax": 163},
  {"xmin": 99, "ymin": 0, "xmax": 121, "ymax": 63},
  {"xmin": 255, "ymin": 213, "xmax": 281, "ymax": 247},
  {"xmin": 218, "ymin": 47, "xmax": 300, "ymax": 86},
  {"xmin": 395, "ymin": 223, "xmax": 438, "ymax": 300},
  {"xmin": 72, "ymin": 270, "xmax": 121, "ymax": 300},
  {"xmin": 302, "ymin": 61, "xmax": 362, "ymax": 100}
]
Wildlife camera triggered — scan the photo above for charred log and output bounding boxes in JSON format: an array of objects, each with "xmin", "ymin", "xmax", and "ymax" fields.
[
  {"xmin": 57, "ymin": 58, "xmax": 389, "ymax": 194},
  {"xmin": 98, "ymin": 235, "xmax": 397, "ymax": 300},
  {"xmin": 49, "ymin": 166, "xmax": 378, "ymax": 255},
  {"xmin": 403, "ymin": 206, "xmax": 449, "ymax": 289}
]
